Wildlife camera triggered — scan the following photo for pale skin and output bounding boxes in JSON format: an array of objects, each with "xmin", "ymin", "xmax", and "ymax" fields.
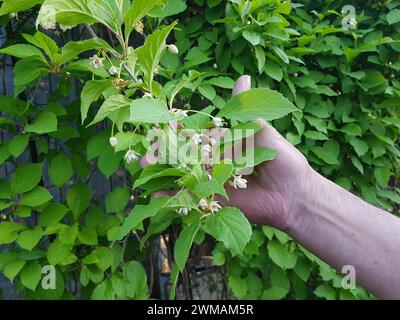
[{"xmin": 224, "ymin": 76, "xmax": 400, "ymax": 300}]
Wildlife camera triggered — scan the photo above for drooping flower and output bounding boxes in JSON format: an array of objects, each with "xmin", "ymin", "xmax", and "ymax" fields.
[
  {"xmin": 232, "ymin": 175, "xmax": 247, "ymax": 189},
  {"xmin": 202, "ymin": 144, "xmax": 212, "ymax": 154},
  {"xmin": 198, "ymin": 198, "xmax": 208, "ymax": 210},
  {"xmin": 213, "ymin": 117, "xmax": 224, "ymax": 128},
  {"xmin": 232, "ymin": 75, "xmax": 251, "ymax": 96},
  {"xmin": 167, "ymin": 44, "xmax": 179, "ymax": 55},
  {"xmin": 143, "ymin": 92, "xmax": 152, "ymax": 98},
  {"xmin": 89, "ymin": 55, "xmax": 103, "ymax": 69},
  {"xmin": 9, "ymin": 12, "xmax": 18, "ymax": 19},
  {"xmin": 209, "ymin": 201, "xmax": 222, "ymax": 213},
  {"xmin": 170, "ymin": 108, "xmax": 188, "ymax": 118},
  {"xmin": 192, "ymin": 133, "xmax": 203, "ymax": 145},
  {"xmin": 209, "ymin": 138, "xmax": 217, "ymax": 146},
  {"xmin": 177, "ymin": 207, "xmax": 190, "ymax": 215},
  {"xmin": 124, "ymin": 150, "xmax": 138, "ymax": 164},
  {"xmin": 108, "ymin": 66, "xmax": 120, "ymax": 76},
  {"xmin": 109, "ymin": 136, "xmax": 118, "ymax": 148}
]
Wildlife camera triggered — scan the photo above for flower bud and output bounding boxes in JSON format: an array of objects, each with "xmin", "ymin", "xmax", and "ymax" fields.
[
  {"xmin": 109, "ymin": 136, "xmax": 118, "ymax": 147},
  {"xmin": 167, "ymin": 44, "xmax": 179, "ymax": 55},
  {"xmin": 108, "ymin": 66, "xmax": 120, "ymax": 76},
  {"xmin": 124, "ymin": 150, "xmax": 138, "ymax": 164}
]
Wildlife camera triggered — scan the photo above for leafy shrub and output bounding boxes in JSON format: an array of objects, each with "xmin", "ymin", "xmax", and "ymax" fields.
[{"xmin": 0, "ymin": 0, "xmax": 399, "ymax": 300}]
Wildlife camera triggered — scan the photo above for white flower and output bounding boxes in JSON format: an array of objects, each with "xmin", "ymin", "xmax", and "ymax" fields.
[
  {"xmin": 293, "ymin": 72, "xmax": 298, "ymax": 78},
  {"xmin": 213, "ymin": 117, "xmax": 224, "ymax": 128},
  {"xmin": 179, "ymin": 163, "xmax": 188, "ymax": 169},
  {"xmin": 153, "ymin": 66, "xmax": 159, "ymax": 75},
  {"xmin": 89, "ymin": 55, "xmax": 103, "ymax": 69},
  {"xmin": 143, "ymin": 92, "xmax": 152, "ymax": 98},
  {"xmin": 167, "ymin": 44, "xmax": 179, "ymax": 55},
  {"xmin": 209, "ymin": 201, "xmax": 221, "ymax": 213},
  {"xmin": 9, "ymin": 12, "xmax": 18, "ymax": 19},
  {"xmin": 202, "ymin": 144, "xmax": 212, "ymax": 154},
  {"xmin": 170, "ymin": 108, "xmax": 188, "ymax": 118},
  {"xmin": 109, "ymin": 136, "xmax": 118, "ymax": 148},
  {"xmin": 198, "ymin": 198, "xmax": 208, "ymax": 210},
  {"xmin": 42, "ymin": 20, "xmax": 56, "ymax": 30},
  {"xmin": 124, "ymin": 150, "xmax": 138, "ymax": 164},
  {"xmin": 177, "ymin": 207, "xmax": 190, "ymax": 215},
  {"xmin": 108, "ymin": 66, "xmax": 120, "ymax": 76},
  {"xmin": 213, "ymin": 63, "xmax": 218, "ymax": 69},
  {"xmin": 233, "ymin": 175, "xmax": 247, "ymax": 189},
  {"xmin": 192, "ymin": 133, "xmax": 203, "ymax": 145},
  {"xmin": 208, "ymin": 174, "xmax": 212, "ymax": 181},
  {"xmin": 209, "ymin": 138, "xmax": 217, "ymax": 146},
  {"xmin": 60, "ymin": 24, "xmax": 72, "ymax": 32}
]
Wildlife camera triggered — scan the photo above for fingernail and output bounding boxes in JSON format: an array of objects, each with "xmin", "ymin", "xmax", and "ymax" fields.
[{"xmin": 232, "ymin": 75, "xmax": 251, "ymax": 96}]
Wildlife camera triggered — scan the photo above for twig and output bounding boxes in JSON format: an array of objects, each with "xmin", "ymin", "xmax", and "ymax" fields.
[{"xmin": 85, "ymin": 24, "xmax": 139, "ymax": 83}]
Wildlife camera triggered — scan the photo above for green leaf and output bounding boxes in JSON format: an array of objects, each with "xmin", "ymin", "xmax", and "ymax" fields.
[
  {"xmin": 39, "ymin": 203, "xmax": 69, "ymax": 227},
  {"xmin": 49, "ymin": 153, "xmax": 73, "ymax": 187},
  {"xmin": 254, "ymin": 46, "xmax": 265, "ymax": 74},
  {"xmin": 47, "ymin": 239, "xmax": 73, "ymax": 266},
  {"xmin": 387, "ymin": 9, "xmax": 400, "ymax": 25},
  {"xmin": 123, "ymin": 260, "xmax": 149, "ymax": 299},
  {"xmin": 133, "ymin": 165, "xmax": 184, "ymax": 189},
  {"xmin": 89, "ymin": 94, "xmax": 131, "ymax": 126},
  {"xmin": 111, "ymin": 196, "xmax": 169, "ymax": 241},
  {"xmin": 37, "ymin": 0, "xmax": 96, "ymax": 28},
  {"xmin": 349, "ymin": 138, "xmax": 369, "ymax": 157},
  {"xmin": 91, "ymin": 279, "xmax": 115, "ymax": 300},
  {"xmin": 83, "ymin": 247, "xmax": 113, "ymax": 271},
  {"xmin": 78, "ymin": 227, "xmax": 98, "ymax": 245},
  {"xmin": 61, "ymin": 38, "xmax": 114, "ymax": 64},
  {"xmin": 105, "ymin": 187, "xmax": 130, "ymax": 213},
  {"xmin": 314, "ymin": 284, "xmax": 337, "ymax": 300},
  {"xmin": 0, "ymin": 179, "xmax": 11, "ymax": 199},
  {"xmin": 13, "ymin": 57, "xmax": 49, "ymax": 96},
  {"xmin": 228, "ymin": 276, "xmax": 247, "ymax": 298},
  {"xmin": 124, "ymin": 0, "xmax": 164, "ymax": 39},
  {"xmin": 130, "ymin": 97, "xmax": 174, "ymax": 124},
  {"xmin": 174, "ymin": 219, "xmax": 201, "ymax": 271},
  {"xmin": 8, "ymin": 134, "xmax": 29, "ymax": 157},
  {"xmin": 59, "ymin": 223, "xmax": 78, "ymax": 245},
  {"xmin": 80, "ymin": 79, "xmax": 113, "ymax": 124},
  {"xmin": 311, "ymin": 146, "xmax": 340, "ymax": 165},
  {"xmin": 261, "ymin": 286, "xmax": 289, "ymax": 300},
  {"xmin": 267, "ymin": 239, "xmax": 297, "ymax": 269},
  {"xmin": 25, "ymin": 111, "xmax": 58, "ymax": 134},
  {"xmin": 0, "ymin": 222, "xmax": 27, "ymax": 244},
  {"xmin": 17, "ymin": 226, "xmax": 43, "ymax": 251},
  {"xmin": 11, "ymin": 163, "xmax": 43, "ymax": 194},
  {"xmin": 204, "ymin": 207, "xmax": 252, "ymax": 256},
  {"xmin": 0, "ymin": 44, "xmax": 44, "ymax": 59},
  {"xmin": 242, "ymin": 30, "xmax": 260, "ymax": 45},
  {"xmin": 20, "ymin": 261, "xmax": 42, "ymax": 291},
  {"xmin": 208, "ymin": 76, "xmax": 236, "ymax": 89},
  {"xmin": 265, "ymin": 59, "xmax": 283, "ymax": 81},
  {"xmin": 136, "ymin": 22, "xmax": 177, "ymax": 91},
  {"xmin": 218, "ymin": 88, "xmax": 299, "ymax": 122},
  {"xmin": 0, "ymin": 0, "xmax": 43, "ymax": 15},
  {"xmin": 19, "ymin": 186, "xmax": 53, "ymax": 207},
  {"xmin": 3, "ymin": 259, "xmax": 25, "ymax": 282},
  {"xmin": 66, "ymin": 181, "xmax": 92, "ymax": 220}
]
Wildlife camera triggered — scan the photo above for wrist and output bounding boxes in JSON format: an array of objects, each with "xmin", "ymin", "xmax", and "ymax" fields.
[{"xmin": 284, "ymin": 167, "xmax": 326, "ymax": 237}]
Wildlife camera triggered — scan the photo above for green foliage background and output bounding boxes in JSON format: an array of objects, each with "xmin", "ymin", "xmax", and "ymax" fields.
[{"xmin": 0, "ymin": 0, "xmax": 399, "ymax": 300}]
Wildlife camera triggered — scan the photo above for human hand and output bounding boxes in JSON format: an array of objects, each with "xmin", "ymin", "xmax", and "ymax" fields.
[{"xmin": 221, "ymin": 75, "xmax": 314, "ymax": 232}]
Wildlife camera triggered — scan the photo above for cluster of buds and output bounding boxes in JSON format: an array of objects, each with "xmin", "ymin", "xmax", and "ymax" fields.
[
  {"xmin": 198, "ymin": 198, "xmax": 221, "ymax": 213},
  {"xmin": 89, "ymin": 55, "xmax": 104, "ymax": 69},
  {"xmin": 135, "ymin": 20, "xmax": 144, "ymax": 34},
  {"xmin": 112, "ymin": 78, "xmax": 129, "ymax": 90}
]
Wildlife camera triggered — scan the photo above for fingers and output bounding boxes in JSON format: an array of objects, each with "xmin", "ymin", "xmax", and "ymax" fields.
[{"xmin": 232, "ymin": 75, "xmax": 251, "ymax": 96}]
